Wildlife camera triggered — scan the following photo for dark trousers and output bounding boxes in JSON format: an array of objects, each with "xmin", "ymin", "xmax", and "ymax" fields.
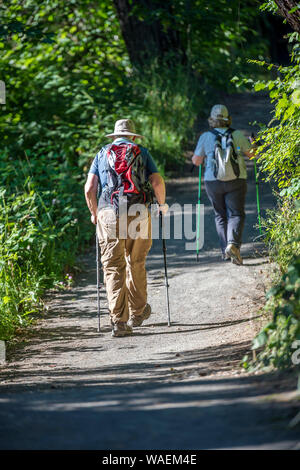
[{"xmin": 205, "ymin": 179, "xmax": 247, "ymax": 253}]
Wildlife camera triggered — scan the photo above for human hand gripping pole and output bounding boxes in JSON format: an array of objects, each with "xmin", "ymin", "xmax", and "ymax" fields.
[{"xmin": 159, "ymin": 210, "xmax": 171, "ymax": 327}]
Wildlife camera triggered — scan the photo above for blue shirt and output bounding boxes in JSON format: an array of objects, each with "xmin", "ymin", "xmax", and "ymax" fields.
[
  {"xmin": 194, "ymin": 128, "xmax": 251, "ymax": 181},
  {"xmin": 89, "ymin": 138, "xmax": 158, "ymax": 192}
]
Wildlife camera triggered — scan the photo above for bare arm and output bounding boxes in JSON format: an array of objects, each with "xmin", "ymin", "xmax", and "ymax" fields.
[
  {"xmin": 149, "ymin": 172, "xmax": 165, "ymax": 205},
  {"xmin": 84, "ymin": 173, "xmax": 99, "ymax": 224}
]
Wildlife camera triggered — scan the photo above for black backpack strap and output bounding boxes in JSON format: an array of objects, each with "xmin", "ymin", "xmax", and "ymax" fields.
[
  {"xmin": 207, "ymin": 128, "xmax": 221, "ymax": 137},
  {"xmin": 207, "ymin": 127, "xmax": 235, "ymax": 136}
]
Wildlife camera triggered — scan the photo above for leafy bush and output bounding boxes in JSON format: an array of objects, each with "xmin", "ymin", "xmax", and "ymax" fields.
[
  {"xmin": 0, "ymin": 151, "xmax": 92, "ymax": 340},
  {"xmin": 252, "ymin": 36, "xmax": 300, "ymax": 273},
  {"xmin": 249, "ymin": 35, "xmax": 300, "ymax": 198},
  {"xmin": 243, "ymin": 255, "xmax": 300, "ymax": 371},
  {"xmin": 263, "ymin": 200, "xmax": 300, "ymax": 273},
  {"xmin": 242, "ymin": 35, "xmax": 300, "ymax": 374}
]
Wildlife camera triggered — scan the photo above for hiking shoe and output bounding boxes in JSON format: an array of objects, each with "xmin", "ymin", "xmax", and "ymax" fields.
[
  {"xmin": 225, "ymin": 244, "xmax": 243, "ymax": 265},
  {"xmin": 111, "ymin": 322, "xmax": 133, "ymax": 338},
  {"xmin": 127, "ymin": 303, "xmax": 152, "ymax": 328}
]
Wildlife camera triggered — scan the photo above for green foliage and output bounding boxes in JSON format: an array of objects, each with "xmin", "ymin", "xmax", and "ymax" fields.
[
  {"xmin": 242, "ymin": 35, "xmax": 300, "ymax": 374},
  {"xmin": 249, "ymin": 38, "xmax": 300, "ymax": 197},
  {"xmin": 0, "ymin": 0, "xmax": 271, "ymax": 171},
  {"xmin": 250, "ymin": 36, "xmax": 300, "ymax": 274},
  {"xmin": 0, "ymin": 151, "xmax": 93, "ymax": 340},
  {"xmin": 0, "ymin": 0, "xmax": 127, "ymax": 166},
  {"xmin": 263, "ymin": 199, "xmax": 300, "ymax": 273},
  {"xmin": 130, "ymin": 0, "xmax": 270, "ymax": 89},
  {"xmin": 244, "ymin": 255, "xmax": 300, "ymax": 371},
  {"xmin": 126, "ymin": 65, "xmax": 201, "ymax": 172},
  {"xmin": 260, "ymin": 1, "xmax": 278, "ymax": 14}
]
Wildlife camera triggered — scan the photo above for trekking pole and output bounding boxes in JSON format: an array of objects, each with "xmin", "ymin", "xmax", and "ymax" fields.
[
  {"xmin": 159, "ymin": 211, "xmax": 171, "ymax": 327},
  {"xmin": 196, "ymin": 164, "xmax": 202, "ymax": 262},
  {"xmin": 96, "ymin": 231, "xmax": 101, "ymax": 332},
  {"xmin": 251, "ymin": 133, "xmax": 262, "ymax": 235},
  {"xmin": 253, "ymin": 159, "xmax": 262, "ymax": 235}
]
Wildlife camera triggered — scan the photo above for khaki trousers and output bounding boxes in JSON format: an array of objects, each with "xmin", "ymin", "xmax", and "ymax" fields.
[{"xmin": 97, "ymin": 207, "xmax": 152, "ymax": 324}]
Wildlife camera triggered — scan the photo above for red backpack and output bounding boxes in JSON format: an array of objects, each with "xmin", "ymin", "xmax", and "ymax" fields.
[{"xmin": 99, "ymin": 142, "xmax": 153, "ymax": 213}]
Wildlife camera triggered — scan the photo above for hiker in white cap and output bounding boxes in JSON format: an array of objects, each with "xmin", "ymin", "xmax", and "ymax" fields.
[
  {"xmin": 85, "ymin": 119, "xmax": 168, "ymax": 337},
  {"xmin": 192, "ymin": 104, "xmax": 255, "ymax": 265}
]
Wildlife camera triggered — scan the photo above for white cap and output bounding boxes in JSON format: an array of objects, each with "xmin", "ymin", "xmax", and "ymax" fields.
[{"xmin": 210, "ymin": 104, "xmax": 229, "ymax": 121}]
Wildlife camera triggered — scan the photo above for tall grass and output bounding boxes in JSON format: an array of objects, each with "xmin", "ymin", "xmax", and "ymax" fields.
[
  {"xmin": 264, "ymin": 199, "xmax": 300, "ymax": 275},
  {"xmin": 0, "ymin": 151, "xmax": 92, "ymax": 340}
]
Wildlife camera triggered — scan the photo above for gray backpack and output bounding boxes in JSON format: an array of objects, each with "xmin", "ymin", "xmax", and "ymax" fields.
[{"xmin": 209, "ymin": 128, "xmax": 240, "ymax": 181}]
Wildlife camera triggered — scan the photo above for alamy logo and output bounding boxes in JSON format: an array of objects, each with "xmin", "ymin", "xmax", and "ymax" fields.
[
  {"xmin": 0, "ymin": 81, "xmax": 5, "ymax": 104},
  {"xmin": 291, "ymin": 340, "xmax": 300, "ymax": 365},
  {"xmin": 97, "ymin": 202, "xmax": 205, "ymax": 251}
]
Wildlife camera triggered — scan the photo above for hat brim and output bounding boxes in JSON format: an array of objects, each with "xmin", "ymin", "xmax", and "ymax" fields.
[
  {"xmin": 210, "ymin": 115, "xmax": 229, "ymax": 121},
  {"xmin": 105, "ymin": 131, "xmax": 144, "ymax": 138}
]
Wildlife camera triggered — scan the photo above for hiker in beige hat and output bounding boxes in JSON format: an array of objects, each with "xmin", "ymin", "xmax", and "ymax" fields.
[
  {"xmin": 85, "ymin": 119, "xmax": 168, "ymax": 337},
  {"xmin": 192, "ymin": 104, "xmax": 255, "ymax": 265}
]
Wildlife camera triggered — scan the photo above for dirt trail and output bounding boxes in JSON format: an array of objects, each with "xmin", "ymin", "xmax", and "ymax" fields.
[{"xmin": 0, "ymin": 93, "xmax": 299, "ymax": 450}]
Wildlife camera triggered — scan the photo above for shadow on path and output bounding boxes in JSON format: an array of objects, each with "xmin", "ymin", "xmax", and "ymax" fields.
[{"xmin": 0, "ymin": 353, "xmax": 298, "ymax": 450}]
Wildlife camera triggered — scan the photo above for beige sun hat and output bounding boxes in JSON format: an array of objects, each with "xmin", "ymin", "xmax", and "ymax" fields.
[
  {"xmin": 105, "ymin": 119, "xmax": 144, "ymax": 138},
  {"xmin": 209, "ymin": 104, "xmax": 230, "ymax": 122}
]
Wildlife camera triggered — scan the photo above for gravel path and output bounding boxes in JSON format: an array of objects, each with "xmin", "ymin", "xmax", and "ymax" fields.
[{"xmin": 0, "ymin": 93, "xmax": 299, "ymax": 450}]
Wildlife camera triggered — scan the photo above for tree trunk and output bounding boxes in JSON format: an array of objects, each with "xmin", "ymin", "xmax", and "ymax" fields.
[
  {"xmin": 112, "ymin": 0, "xmax": 186, "ymax": 66},
  {"xmin": 274, "ymin": 0, "xmax": 300, "ymax": 33}
]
